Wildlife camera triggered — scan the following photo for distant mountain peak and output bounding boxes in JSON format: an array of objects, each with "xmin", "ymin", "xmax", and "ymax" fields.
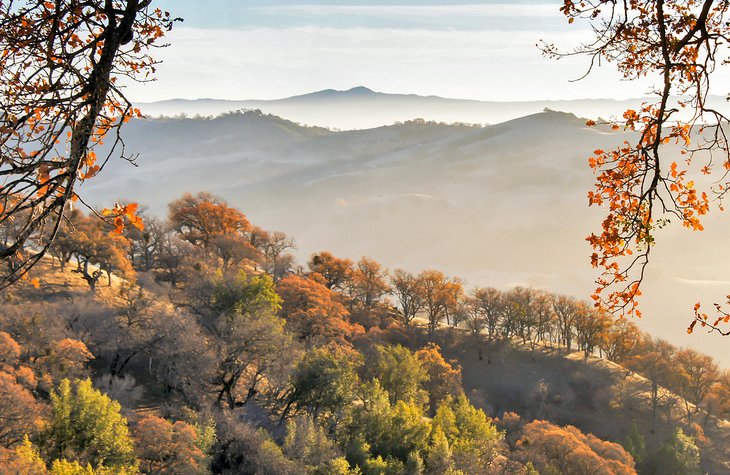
[
  {"xmin": 287, "ymin": 86, "xmax": 379, "ymax": 101},
  {"xmin": 345, "ymin": 86, "xmax": 376, "ymax": 95}
]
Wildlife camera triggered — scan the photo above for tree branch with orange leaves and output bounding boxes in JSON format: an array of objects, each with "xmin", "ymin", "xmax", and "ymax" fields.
[
  {"xmin": 0, "ymin": 0, "xmax": 177, "ymax": 288},
  {"xmin": 543, "ymin": 0, "xmax": 730, "ymax": 333}
]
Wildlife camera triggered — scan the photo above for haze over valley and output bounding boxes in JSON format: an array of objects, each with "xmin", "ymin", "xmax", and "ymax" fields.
[
  {"xmin": 84, "ymin": 88, "xmax": 730, "ymax": 365},
  {"xmin": 134, "ymin": 86, "xmax": 730, "ymax": 130}
]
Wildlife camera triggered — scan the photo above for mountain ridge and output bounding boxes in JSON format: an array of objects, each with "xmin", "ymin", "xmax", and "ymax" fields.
[
  {"xmin": 134, "ymin": 87, "xmax": 730, "ymax": 130},
  {"xmin": 139, "ymin": 86, "xmax": 673, "ymax": 107}
]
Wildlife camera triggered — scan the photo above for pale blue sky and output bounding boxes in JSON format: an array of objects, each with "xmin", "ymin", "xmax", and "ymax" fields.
[
  {"xmin": 124, "ymin": 1, "xmax": 687, "ymax": 102},
  {"xmin": 154, "ymin": 0, "xmax": 561, "ymax": 30}
]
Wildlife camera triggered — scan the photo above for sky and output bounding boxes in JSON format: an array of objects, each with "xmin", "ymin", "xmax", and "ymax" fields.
[{"xmin": 125, "ymin": 0, "xmax": 668, "ymax": 102}]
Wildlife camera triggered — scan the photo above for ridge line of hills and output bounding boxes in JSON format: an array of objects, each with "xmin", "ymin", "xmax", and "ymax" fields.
[
  {"xmin": 134, "ymin": 86, "xmax": 730, "ymax": 131},
  {"xmin": 138, "ymin": 85, "xmax": 725, "ymax": 109}
]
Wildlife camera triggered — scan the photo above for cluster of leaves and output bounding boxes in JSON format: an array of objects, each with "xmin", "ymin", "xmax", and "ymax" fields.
[
  {"xmin": 508, "ymin": 417, "xmax": 636, "ymax": 474},
  {"xmin": 0, "ymin": 0, "xmax": 177, "ymax": 287},
  {"xmin": 545, "ymin": 0, "xmax": 730, "ymax": 333}
]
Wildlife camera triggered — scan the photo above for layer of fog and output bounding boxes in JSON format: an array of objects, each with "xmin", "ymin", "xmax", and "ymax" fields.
[
  {"xmin": 81, "ymin": 107, "xmax": 730, "ymax": 366},
  {"xmin": 134, "ymin": 87, "xmax": 730, "ymax": 131}
]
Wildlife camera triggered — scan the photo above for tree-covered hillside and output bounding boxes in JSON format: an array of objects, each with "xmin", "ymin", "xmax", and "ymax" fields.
[{"xmin": 0, "ymin": 192, "xmax": 727, "ymax": 474}]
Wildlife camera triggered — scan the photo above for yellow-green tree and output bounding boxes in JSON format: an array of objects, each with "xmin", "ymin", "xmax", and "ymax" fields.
[
  {"xmin": 367, "ymin": 344, "xmax": 428, "ymax": 407},
  {"xmin": 431, "ymin": 395, "xmax": 504, "ymax": 473},
  {"xmin": 285, "ymin": 345, "xmax": 361, "ymax": 421},
  {"xmin": 646, "ymin": 427, "xmax": 701, "ymax": 475},
  {"xmin": 41, "ymin": 379, "xmax": 137, "ymax": 472}
]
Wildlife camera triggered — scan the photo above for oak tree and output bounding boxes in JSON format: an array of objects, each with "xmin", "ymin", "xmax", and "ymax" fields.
[
  {"xmin": 552, "ymin": 294, "xmax": 580, "ymax": 352},
  {"xmin": 431, "ymin": 395, "xmax": 504, "ymax": 473},
  {"xmin": 168, "ymin": 192, "xmax": 261, "ymax": 271},
  {"xmin": 464, "ymin": 287, "xmax": 504, "ymax": 362},
  {"xmin": 390, "ymin": 269, "xmax": 425, "ymax": 328},
  {"xmin": 602, "ymin": 318, "xmax": 642, "ymax": 364},
  {"xmin": 134, "ymin": 415, "xmax": 207, "ymax": 475},
  {"xmin": 366, "ymin": 344, "xmax": 429, "ymax": 407},
  {"xmin": 308, "ymin": 251, "xmax": 352, "ymax": 291},
  {"xmin": 419, "ymin": 270, "xmax": 462, "ymax": 335},
  {"xmin": 277, "ymin": 275, "xmax": 364, "ymax": 346},
  {"xmin": 673, "ymin": 348, "xmax": 719, "ymax": 423},
  {"xmin": 549, "ymin": 0, "xmax": 730, "ymax": 334},
  {"xmin": 348, "ymin": 257, "xmax": 390, "ymax": 311},
  {"xmin": 625, "ymin": 337, "xmax": 677, "ymax": 431},
  {"xmin": 0, "ymin": 371, "xmax": 43, "ymax": 448},
  {"xmin": 514, "ymin": 420, "xmax": 636, "ymax": 475},
  {"xmin": 415, "ymin": 343, "xmax": 462, "ymax": 414},
  {"xmin": 0, "ymin": 0, "xmax": 174, "ymax": 287},
  {"xmin": 284, "ymin": 344, "xmax": 361, "ymax": 421},
  {"xmin": 42, "ymin": 378, "xmax": 137, "ymax": 472},
  {"xmin": 207, "ymin": 272, "xmax": 293, "ymax": 409},
  {"xmin": 647, "ymin": 427, "xmax": 702, "ymax": 475}
]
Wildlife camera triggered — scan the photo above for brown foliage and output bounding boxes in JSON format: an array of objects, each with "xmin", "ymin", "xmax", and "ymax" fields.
[
  {"xmin": 308, "ymin": 251, "xmax": 352, "ymax": 290},
  {"xmin": 0, "ymin": 331, "xmax": 21, "ymax": 368},
  {"xmin": 40, "ymin": 338, "xmax": 94, "ymax": 384},
  {"xmin": 416, "ymin": 343, "xmax": 463, "ymax": 414},
  {"xmin": 514, "ymin": 420, "xmax": 636, "ymax": 475},
  {"xmin": 706, "ymin": 370, "xmax": 730, "ymax": 422},
  {"xmin": 0, "ymin": 371, "xmax": 43, "ymax": 448},
  {"xmin": 169, "ymin": 192, "xmax": 252, "ymax": 249},
  {"xmin": 52, "ymin": 210, "xmax": 135, "ymax": 289},
  {"xmin": 349, "ymin": 257, "xmax": 390, "ymax": 310},
  {"xmin": 625, "ymin": 338, "xmax": 677, "ymax": 431},
  {"xmin": 391, "ymin": 269, "xmax": 425, "ymax": 327},
  {"xmin": 135, "ymin": 414, "xmax": 207, "ymax": 475},
  {"xmin": 277, "ymin": 275, "xmax": 364, "ymax": 346},
  {"xmin": 419, "ymin": 270, "xmax": 462, "ymax": 334}
]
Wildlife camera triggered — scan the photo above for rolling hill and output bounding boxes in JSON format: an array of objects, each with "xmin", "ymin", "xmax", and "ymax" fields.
[
  {"xmin": 134, "ymin": 86, "xmax": 730, "ymax": 130},
  {"xmin": 80, "ymin": 108, "xmax": 730, "ymax": 366}
]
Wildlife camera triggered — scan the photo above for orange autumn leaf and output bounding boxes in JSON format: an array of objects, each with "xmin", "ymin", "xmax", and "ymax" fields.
[{"xmin": 102, "ymin": 202, "xmax": 145, "ymax": 234}]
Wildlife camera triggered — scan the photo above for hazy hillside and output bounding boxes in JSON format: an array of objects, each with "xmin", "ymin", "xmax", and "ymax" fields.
[
  {"xmin": 80, "ymin": 109, "xmax": 730, "ymax": 365},
  {"xmin": 134, "ymin": 87, "xmax": 730, "ymax": 130}
]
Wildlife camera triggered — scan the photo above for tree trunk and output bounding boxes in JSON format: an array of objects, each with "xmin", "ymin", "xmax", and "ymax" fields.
[{"xmin": 651, "ymin": 380, "xmax": 658, "ymax": 433}]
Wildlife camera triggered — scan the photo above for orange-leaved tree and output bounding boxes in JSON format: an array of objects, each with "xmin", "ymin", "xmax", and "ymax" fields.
[
  {"xmin": 0, "ymin": 1, "xmax": 176, "ymax": 287},
  {"xmin": 168, "ymin": 192, "xmax": 263, "ymax": 271},
  {"xmin": 277, "ymin": 274, "xmax": 364, "ymax": 347},
  {"xmin": 545, "ymin": 0, "xmax": 730, "ymax": 334},
  {"xmin": 514, "ymin": 419, "xmax": 636, "ymax": 474}
]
